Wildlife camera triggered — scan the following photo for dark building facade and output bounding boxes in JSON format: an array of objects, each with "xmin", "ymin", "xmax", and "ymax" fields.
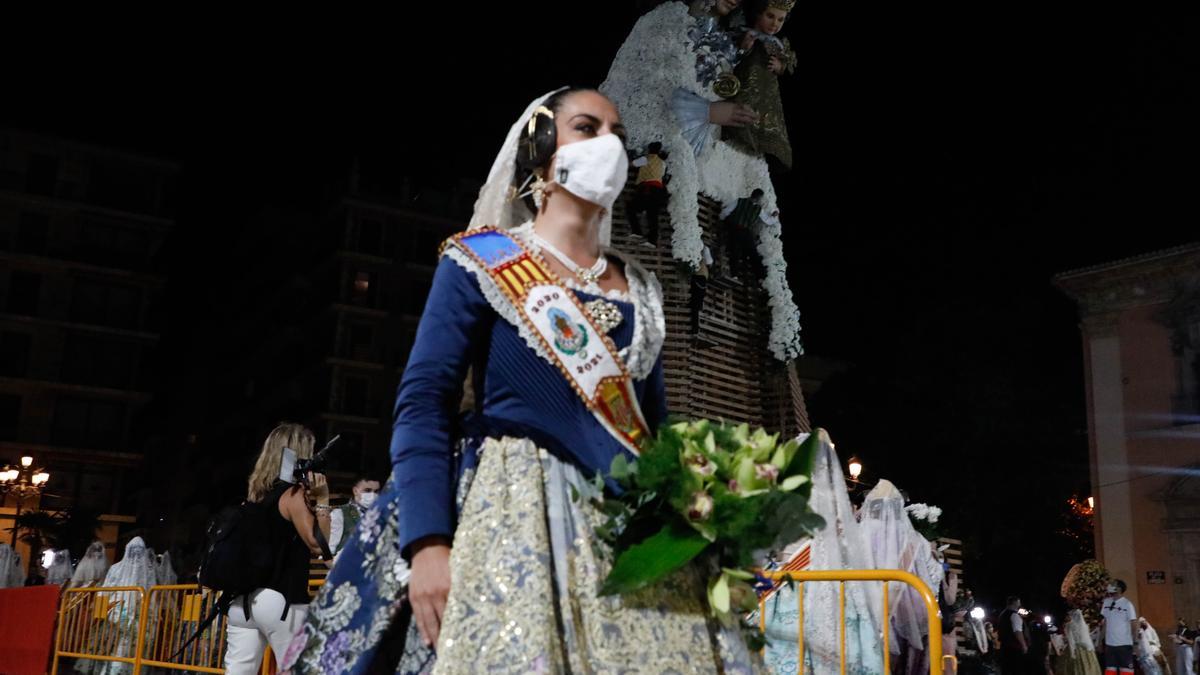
[
  {"xmin": 0, "ymin": 129, "xmax": 176, "ymax": 522},
  {"xmin": 162, "ymin": 168, "xmax": 475, "ymax": 559}
]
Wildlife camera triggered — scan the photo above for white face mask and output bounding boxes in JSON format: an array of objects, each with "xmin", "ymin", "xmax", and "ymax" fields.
[
  {"xmin": 550, "ymin": 134, "xmax": 629, "ymax": 211},
  {"xmin": 357, "ymin": 491, "xmax": 378, "ymax": 508}
]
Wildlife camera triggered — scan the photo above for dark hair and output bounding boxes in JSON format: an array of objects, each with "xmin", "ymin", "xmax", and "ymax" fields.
[
  {"xmin": 1113, "ymin": 579, "xmax": 1127, "ymax": 593},
  {"xmin": 1006, "ymin": 595, "xmax": 1020, "ymax": 606},
  {"xmin": 515, "ymin": 87, "xmax": 598, "ymax": 175},
  {"xmin": 743, "ymin": 0, "xmax": 789, "ymax": 26},
  {"xmin": 353, "ymin": 475, "xmax": 380, "ymax": 486}
]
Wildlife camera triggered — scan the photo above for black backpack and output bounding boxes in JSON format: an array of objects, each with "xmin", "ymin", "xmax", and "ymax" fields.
[
  {"xmin": 197, "ymin": 499, "xmax": 278, "ymax": 599},
  {"xmin": 172, "ymin": 495, "xmax": 287, "ymax": 660}
]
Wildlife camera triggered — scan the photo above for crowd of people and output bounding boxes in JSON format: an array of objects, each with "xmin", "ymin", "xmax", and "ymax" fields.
[{"xmin": 958, "ymin": 582, "xmax": 1175, "ymax": 675}]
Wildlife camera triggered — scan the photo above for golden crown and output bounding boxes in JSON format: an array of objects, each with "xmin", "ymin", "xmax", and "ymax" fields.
[{"xmin": 768, "ymin": 0, "xmax": 795, "ymax": 11}]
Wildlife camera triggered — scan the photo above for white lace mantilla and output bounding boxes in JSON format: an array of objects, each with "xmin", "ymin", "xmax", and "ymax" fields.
[
  {"xmin": 444, "ymin": 224, "xmax": 664, "ymax": 382},
  {"xmin": 601, "ymin": 1, "xmax": 803, "ymax": 361}
]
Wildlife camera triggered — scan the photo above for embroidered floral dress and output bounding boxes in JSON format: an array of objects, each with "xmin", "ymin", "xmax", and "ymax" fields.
[{"xmin": 283, "ymin": 224, "xmax": 759, "ymax": 674}]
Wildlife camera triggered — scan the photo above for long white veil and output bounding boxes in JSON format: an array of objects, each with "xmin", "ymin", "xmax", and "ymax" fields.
[
  {"xmin": 71, "ymin": 540, "xmax": 110, "ymax": 588},
  {"xmin": 761, "ymin": 431, "xmax": 884, "ymax": 675},
  {"xmin": 46, "ymin": 548, "xmax": 74, "ymax": 586},
  {"xmin": 802, "ymin": 431, "xmax": 884, "ymax": 675},
  {"xmin": 0, "ymin": 543, "xmax": 23, "ymax": 588},
  {"xmin": 860, "ymin": 480, "xmax": 941, "ymax": 656},
  {"xmin": 1065, "ymin": 608, "xmax": 1095, "ymax": 653},
  {"xmin": 156, "ymin": 551, "xmax": 177, "ymax": 585}
]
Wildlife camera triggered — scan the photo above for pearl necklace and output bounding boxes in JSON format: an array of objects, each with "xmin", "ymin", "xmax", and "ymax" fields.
[{"xmin": 531, "ymin": 233, "xmax": 608, "ymax": 288}]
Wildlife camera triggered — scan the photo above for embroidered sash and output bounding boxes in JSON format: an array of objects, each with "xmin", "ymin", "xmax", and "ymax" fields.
[
  {"xmin": 444, "ymin": 227, "xmax": 651, "ymax": 455},
  {"xmin": 758, "ymin": 541, "xmax": 812, "ymax": 602}
]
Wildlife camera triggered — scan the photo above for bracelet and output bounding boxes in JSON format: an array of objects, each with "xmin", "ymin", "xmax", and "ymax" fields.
[{"xmin": 314, "ymin": 504, "xmax": 333, "ymax": 514}]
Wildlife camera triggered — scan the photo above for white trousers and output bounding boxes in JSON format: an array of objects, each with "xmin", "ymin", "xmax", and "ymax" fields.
[
  {"xmin": 223, "ymin": 588, "xmax": 308, "ymax": 675},
  {"xmin": 1177, "ymin": 644, "xmax": 1194, "ymax": 675}
]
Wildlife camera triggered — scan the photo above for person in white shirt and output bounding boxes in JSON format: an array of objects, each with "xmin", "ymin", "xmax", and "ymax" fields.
[{"xmin": 1099, "ymin": 579, "xmax": 1139, "ymax": 675}]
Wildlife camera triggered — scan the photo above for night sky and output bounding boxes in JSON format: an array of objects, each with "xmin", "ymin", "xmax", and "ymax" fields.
[{"xmin": 4, "ymin": 9, "xmax": 1196, "ymax": 616}]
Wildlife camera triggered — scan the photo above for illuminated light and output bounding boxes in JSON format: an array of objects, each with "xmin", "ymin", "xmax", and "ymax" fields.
[
  {"xmin": 1018, "ymin": 608, "xmax": 1030, "ymax": 616},
  {"xmin": 1044, "ymin": 615, "xmax": 1053, "ymax": 625},
  {"xmin": 848, "ymin": 457, "xmax": 863, "ymax": 480},
  {"xmin": 970, "ymin": 607, "xmax": 986, "ymax": 620},
  {"xmin": 20, "ymin": 456, "xmax": 33, "ymax": 468},
  {"xmin": 353, "ymin": 272, "xmax": 371, "ymax": 293},
  {"xmin": 1087, "ymin": 496, "xmax": 1095, "ymax": 509},
  {"xmin": 41, "ymin": 550, "xmax": 55, "ymax": 569}
]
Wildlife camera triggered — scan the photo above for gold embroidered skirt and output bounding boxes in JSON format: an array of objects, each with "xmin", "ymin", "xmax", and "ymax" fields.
[{"xmin": 434, "ymin": 436, "xmax": 760, "ymax": 674}]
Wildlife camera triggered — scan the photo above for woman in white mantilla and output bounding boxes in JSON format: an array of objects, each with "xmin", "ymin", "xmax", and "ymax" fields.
[
  {"xmin": 45, "ymin": 547, "xmax": 74, "ymax": 586},
  {"xmin": 283, "ymin": 87, "xmax": 761, "ymax": 674},
  {"xmin": 760, "ymin": 430, "xmax": 884, "ymax": 675},
  {"xmin": 89, "ymin": 536, "xmax": 158, "ymax": 675},
  {"xmin": 0, "ymin": 543, "xmax": 24, "ymax": 588},
  {"xmin": 70, "ymin": 541, "xmax": 110, "ymax": 588},
  {"xmin": 859, "ymin": 480, "xmax": 946, "ymax": 675}
]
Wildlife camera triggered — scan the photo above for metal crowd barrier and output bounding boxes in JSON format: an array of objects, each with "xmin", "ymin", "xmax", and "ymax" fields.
[
  {"xmin": 51, "ymin": 585, "xmax": 148, "ymax": 673},
  {"xmin": 54, "ymin": 574, "xmax": 946, "ymax": 674},
  {"xmin": 757, "ymin": 569, "xmax": 950, "ymax": 675},
  {"xmin": 51, "ymin": 580, "xmax": 325, "ymax": 675}
]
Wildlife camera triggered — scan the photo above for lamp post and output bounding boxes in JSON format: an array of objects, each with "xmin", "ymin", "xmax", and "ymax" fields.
[{"xmin": 0, "ymin": 454, "xmax": 51, "ymax": 545}]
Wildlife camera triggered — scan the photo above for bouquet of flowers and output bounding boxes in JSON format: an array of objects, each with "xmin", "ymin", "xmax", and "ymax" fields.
[
  {"xmin": 592, "ymin": 420, "xmax": 825, "ymax": 622},
  {"xmin": 905, "ymin": 502, "xmax": 943, "ymax": 540},
  {"xmin": 1061, "ymin": 559, "xmax": 1110, "ymax": 626}
]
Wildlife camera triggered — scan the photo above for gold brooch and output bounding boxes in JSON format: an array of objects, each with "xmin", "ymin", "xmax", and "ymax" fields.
[{"xmin": 713, "ymin": 73, "xmax": 741, "ymax": 99}]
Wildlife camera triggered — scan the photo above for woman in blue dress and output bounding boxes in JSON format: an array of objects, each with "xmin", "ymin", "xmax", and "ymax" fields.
[{"xmin": 282, "ymin": 87, "xmax": 760, "ymax": 674}]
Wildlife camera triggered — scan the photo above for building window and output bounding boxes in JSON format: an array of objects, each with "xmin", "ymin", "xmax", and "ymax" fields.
[
  {"xmin": 342, "ymin": 321, "xmax": 376, "ymax": 361},
  {"xmin": 62, "ymin": 334, "xmax": 138, "ymax": 389},
  {"xmin": 0, "ymin": 394, "xmax": 19, "ymax": 441},
  {"xmin": 331, "ymin": 430, "xmax": 366, "ymax": 473},
  {"xmin": 0, "ymin": 331, "xmax": 31, "ymax": 377},
  {"xmin": 79, "ymin": 472, "xmax": 115, "ymax": 512},
  {"xmin": 16, "ymin": 212, "xmax": 49, "ymax": 255},
  {"xmin": 6, "ymin": 271, "xmax": 42, "ymax": 316},
  {"xmin": 1173, "ymin": 320, "xmax": 1200, "ymax": 424},
  {"xmin": 342, "ymin": 375, "xmax": 370, "ymax": 417},
  {"xmin": 350, "ymin": 270, "xmax": 378, "ymax": 307},
  {"xmin": 52, "ymin": 396, "xmax": 126, "ymax": 449},
  {"xmin": 77, "ymin": 216, "xmax": 150, "ymax": 268},
  {"xmin": 88, "ymin": 163, "xmax": 157, "ymax": 214},
  {"xmin": 70, "ymin": 278, "xmax": 141, "ymax": 329},
  {"xmin": 357, "ymin": 217, "xmax": 384, "ymax": 256},
  {"xmin": 26, "ymin": 154, "xmax": 59, "ymax": 196}
]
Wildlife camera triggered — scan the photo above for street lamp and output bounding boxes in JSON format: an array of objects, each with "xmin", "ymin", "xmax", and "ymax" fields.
[
  {"xmin": 0, "ymin": 454, "xmax": 51, "ymax": 545},
  {"xmin": 848, "ymin": 457, "xmax": 863, "ymax": 481}
]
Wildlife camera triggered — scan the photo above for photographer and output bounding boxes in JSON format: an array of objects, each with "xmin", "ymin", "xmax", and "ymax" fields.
[{"xmin": 223, "ymin": 423, "xmax": 331, "ymax": 675}]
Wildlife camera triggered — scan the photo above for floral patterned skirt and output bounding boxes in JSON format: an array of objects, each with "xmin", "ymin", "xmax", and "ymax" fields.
[{"xmin": 284, "ymin": 436, "xmax": 760, "ymax": 674}]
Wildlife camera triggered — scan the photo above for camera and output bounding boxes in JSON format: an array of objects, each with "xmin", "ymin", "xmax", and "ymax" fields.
[{"xmin": 293, "ymin": 434, "xmax": 342, "ymax": 485}]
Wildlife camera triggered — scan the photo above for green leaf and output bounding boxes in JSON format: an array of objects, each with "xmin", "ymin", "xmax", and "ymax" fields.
[
  {"xmin": 609, "ymin": 454, "xmax": 633, "ymax": 480},
  {"xmin": 780, "ymin": 475, "xmax": 809, "ymax": 491},
  {"xmin": 708, "ymin": 572, "xmax": 731, "ymax": 614},
  {"xmin": 721, "ymin": 567, "xmax": 756, "ymax": 580},
  {"xmin": 599, "ymin": 525, "xmax": 710, "ymax": 596}
]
